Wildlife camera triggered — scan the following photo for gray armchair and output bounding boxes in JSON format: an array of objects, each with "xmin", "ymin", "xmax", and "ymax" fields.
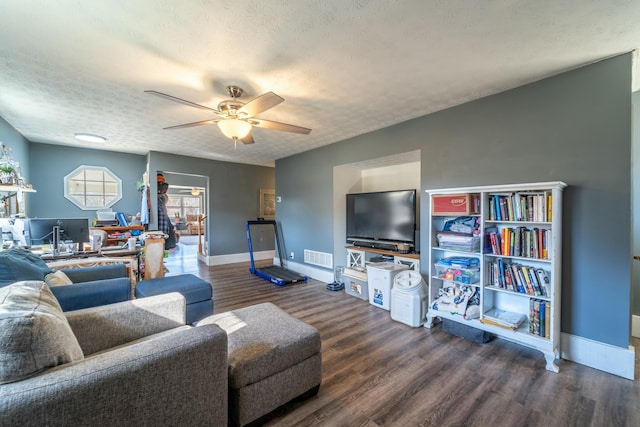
[{"xmin": 0, "ymin": 292, "xmax": 228, "ymax": 426}]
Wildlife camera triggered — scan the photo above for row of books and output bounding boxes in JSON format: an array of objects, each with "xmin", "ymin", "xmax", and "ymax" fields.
[
  {"xmin": 488, "ymin": 192, "xmax": 552, "ymax": 222},
  {"xmin": 487, "ymin": 259, "xmax": 550, "ymax": 297},
  {"xmin": 530, "ymin": 299, "xmax": 550, "ymax": 338},
  {"xmin": 486, "ymin": 226, "xmax": 550, "ymax": 259}
]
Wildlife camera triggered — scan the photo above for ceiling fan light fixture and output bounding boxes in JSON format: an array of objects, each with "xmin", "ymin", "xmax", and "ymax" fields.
[
  {"xmin": 217, "ymin": 119, "xmax": 252, "ymax": 140},
  {"xmin": 74, "ymin": 133, "xmax": 107, "ymax": 143}
]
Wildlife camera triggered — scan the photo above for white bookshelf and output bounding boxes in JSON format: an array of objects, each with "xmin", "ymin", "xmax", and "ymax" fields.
[{"xmin": 425, "ymin": 182, "xmax": 566, "ymax": 372}]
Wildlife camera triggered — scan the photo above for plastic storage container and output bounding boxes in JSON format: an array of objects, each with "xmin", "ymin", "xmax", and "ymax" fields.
[
  {"xmin": 366, "ymin": 262, "xmax": 409, "ymax": 310},
  {"xmin": 391, "ymin": 270, "xmax": 428, "ymax": 327},
  {"xmin": 436, "ymin": 233, "xmax": 480, "ymax": 252},
  {"xmin": 343, "ymin": 272, "xmax": 368, "ymax": 300},
  {"xmin": 434, "ymin": 264, "xmax": 480, "ymax": 285}
]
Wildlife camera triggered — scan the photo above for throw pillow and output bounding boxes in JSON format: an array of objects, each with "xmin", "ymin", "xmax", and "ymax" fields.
[
  {"xmin": 44, "ymin": 270, "xmax": 73, "ymax": 286},
  {"xmin": 0, "ymin": 248, "xmax": 53, "ymax": 287},
  {"xmin": 6, "ymin": 247, "xmax": 53, "ymax": 275},
  {"xmin": 0, "ymin": 281, "xmax": 84, "ymax": 384}
]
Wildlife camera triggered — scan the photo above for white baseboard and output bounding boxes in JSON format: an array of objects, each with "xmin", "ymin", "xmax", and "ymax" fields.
[
  {"xmin": 632, "ymin": 315, "xmax": 640, "ymax": 338},
  {"xmin": 561, "ymin": 332, "xmax": 635, "ymax": 380},
  {"xmin": 278, "ymin": 259, "xmax": 333, "ymax": 283},
  {"xmin": 204, "ymin": 250, "xmax": 275, "ymax": 266}
]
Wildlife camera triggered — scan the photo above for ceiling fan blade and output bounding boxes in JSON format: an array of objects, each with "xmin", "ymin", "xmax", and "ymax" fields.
[
  {"xmin": 237, "ymin": 92, "xmax": 284, "ymax": 118},
  {"xmin": 241, "ymin": 132, "xmax": 255, "ymax": 144},
  {"xmin": 251, "ymin": 118, "xmax": 311, "ymax": 135},
  {"xmin": 145, "ymin": 90, "xmax": 219, "ymax": 113},
  {"xmin": 163, "ymin": 119, "xmax": 218, "ymax": 130}
]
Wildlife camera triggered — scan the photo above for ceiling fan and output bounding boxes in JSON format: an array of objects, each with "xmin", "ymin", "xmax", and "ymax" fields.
[{"xmin": 145, "ymin": 85, "xmax": 311, "ymax": 146}]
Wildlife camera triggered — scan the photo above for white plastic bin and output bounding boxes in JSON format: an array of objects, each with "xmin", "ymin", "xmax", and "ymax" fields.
[
  {"xmin": 366, "ymin": 262, "xmax": 409, "ymax": 310},
  {"xmin": 391, "ymin": 270, "xmax": 428, "ymax": 327}
]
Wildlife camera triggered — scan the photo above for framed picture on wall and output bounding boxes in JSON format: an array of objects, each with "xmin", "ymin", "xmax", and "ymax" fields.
[{"xmin": 259, "ymin": 188, "xmax": 276, "ymax": 220}]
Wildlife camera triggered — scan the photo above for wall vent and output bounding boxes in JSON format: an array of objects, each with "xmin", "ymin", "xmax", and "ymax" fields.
[{"xmin": 304, "ymin": 249, "xmax": 333, "ymax": 269}]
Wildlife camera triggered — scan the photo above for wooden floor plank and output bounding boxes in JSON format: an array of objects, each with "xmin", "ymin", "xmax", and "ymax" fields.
[{"xmin": 163, "ymin": 254, "xmax": 640, "ymax": 426}]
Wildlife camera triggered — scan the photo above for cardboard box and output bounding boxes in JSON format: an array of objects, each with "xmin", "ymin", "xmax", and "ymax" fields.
[{"xmin": 432, "ymin": 193, "xmax": 480, "ymax": 216}]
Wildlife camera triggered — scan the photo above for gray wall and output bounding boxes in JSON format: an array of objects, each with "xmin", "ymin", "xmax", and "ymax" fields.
[
  {"xmin": 277, "ymin": 54, "xmax": 632, "ymax": 348},
  {"xmin": 148, "ymin": 151, "xmax": 275, "ymax": 256},
  {"xmin": 0, "ymin": 116, "xmax": 31, "ymax": 188},
  {"xmin": 29, "ymin": 143, "xmax": 146, "ymax": 222}
]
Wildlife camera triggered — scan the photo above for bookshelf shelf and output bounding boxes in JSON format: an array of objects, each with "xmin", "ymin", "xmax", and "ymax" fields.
[{"xmin": 425, "ymin": 181, "xmax": 566, "ymax": 373}]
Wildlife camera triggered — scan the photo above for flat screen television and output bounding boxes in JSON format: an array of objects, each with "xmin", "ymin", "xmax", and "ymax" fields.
[
  {"xmin": 346, "ymin": 189, "xmax": 416, "ymax": 250},
  {"xmin": 28, "ymin": 218, "xmax": 90, "ymax": 245}
]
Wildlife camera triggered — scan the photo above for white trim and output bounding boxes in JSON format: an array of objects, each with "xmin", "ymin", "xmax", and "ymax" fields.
[
  {"xmin": 205, "ymin": 250, "xmax": 275, "ymax": 266},
  {"xmin": 199, "ymin": 250, "xmax": 333, "ymax": 283},
  {"xmin": 561, "ymin": 332, "xmax": 635, "ymax": 380},
  {"xmin": 425, "ymin": 181, "xmax": 567, "ymax": 195},
  {"xmin": 632, "ymin": 315, "xmax": 640, "ymax": 338},
  {"xmin": 273, "ymin": 258, "xmax": 334, "ymax": 283}
]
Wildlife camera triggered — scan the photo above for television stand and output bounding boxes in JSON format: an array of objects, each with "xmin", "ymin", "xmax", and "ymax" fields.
[{"xmin": 345, "ymin": 246, "xmax": 419, "ymax": 271}]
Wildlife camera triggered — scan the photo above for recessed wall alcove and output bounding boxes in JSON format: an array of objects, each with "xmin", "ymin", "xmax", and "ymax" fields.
[{"xmin": 332, "ymin": 150, "xmax": 421, "ymax": 268}]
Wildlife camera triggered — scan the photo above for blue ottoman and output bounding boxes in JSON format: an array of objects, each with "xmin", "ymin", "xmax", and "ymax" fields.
[{"xmin": 135, "ymin": 274, "xmax": 213, "ymax": 324}]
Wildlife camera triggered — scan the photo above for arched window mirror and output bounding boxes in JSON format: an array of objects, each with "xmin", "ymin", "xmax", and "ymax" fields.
[{"xmin": 64, "ymin": 165, "xmax": 122, "ymax": 210}]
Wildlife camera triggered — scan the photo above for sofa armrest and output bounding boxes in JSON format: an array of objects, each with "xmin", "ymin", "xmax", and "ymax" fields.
[
  {"xmin": 61, "ymin": 264, "xmax": 127, "ymax": 282},
  {"xmin": 66, "ymin": 292, "xmax": 186, "ymax": 355},
  {"xmin": 50, "ymin": 277, "xmax": 131, "ymax": 312},
  {"xmin": 0, "ymin": 324, "xmax": 228, "ymax": 427}
]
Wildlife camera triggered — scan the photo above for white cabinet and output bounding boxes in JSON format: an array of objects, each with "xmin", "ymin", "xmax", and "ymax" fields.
[
  {"xmin": 346, "ymin": 246, "xmax": 420, "ymax": 271},
  {"xmin": 425, "ymin": 182, "xmax": 566, "ymax": 372}
]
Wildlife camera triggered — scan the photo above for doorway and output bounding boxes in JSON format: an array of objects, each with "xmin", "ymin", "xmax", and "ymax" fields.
[{"xmin": 160, "ymin": 172, "xmax": 208, "ymax": 274}]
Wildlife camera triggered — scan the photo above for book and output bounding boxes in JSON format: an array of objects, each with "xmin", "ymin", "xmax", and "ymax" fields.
[
  {"xmin": 513, "ymin": 227, "xmax": 522, "ymax": 257},
  {"xmin": 545, "ymin": 303, "xmax": 550, "ymax": 338},
  {"xmin": 520, "ymin": 265, "xmax": 535, "ymax": 295},
  {"xmin": 506, "ymin": 195, "xmax": 514, "ymax": 221},
  {"xmin": 499, "ymin": 196, "xmax": 507, "ymax": 221},
  {"xmin": 511, "ymin": 264, "xmax": 526, "ymax": 294},
  {"xmin": 527, "ymin": 266, "xmax": 542, "ymax": 296},
  {"xmin": 494, "ymin": 194, "xmax": 502, "ymax": 220},
  {"xmin": 116, "ymin": 212, "xmax": 129, "ymax": 227},
  {"xmin": 539, "ymin": 301, "xmax": 546, "ymax": 337},
  {"xmin": 535, "ymin": 268, "xmax": 550, "ymax": 297},
  {"xmin": 532, "ymin": 300, "xmax": 540, "ymax": 335},
  {"xmin": 504, "ymin": 265, "xmax": 515, "ymax": 291},
  {"xmin": 491, "ymin": 262, "xmax": 500, "ymax": 288},
  {"xmin": 498, "ymin": 258, "xmax": 506, "ymax": 288},
  {"xmin": 483, "ymin": 308, "xmax": 526, "ymax": 329},
  {"xmin": 531, "ymin": 228, "xmax": 539, "ymax": 258}
]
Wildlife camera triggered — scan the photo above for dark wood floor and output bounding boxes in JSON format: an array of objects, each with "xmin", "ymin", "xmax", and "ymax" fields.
[{"xmin": 166, "ymin": 252, "xmax": 640, "ymax": 427}]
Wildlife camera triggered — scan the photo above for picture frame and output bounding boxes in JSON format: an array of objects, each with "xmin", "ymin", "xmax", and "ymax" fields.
[{"xmin": 259, "ymin": 188, "xmax": 276, "ymax": 220}]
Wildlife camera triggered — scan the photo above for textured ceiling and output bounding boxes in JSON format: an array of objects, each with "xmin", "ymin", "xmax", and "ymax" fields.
[{"xmin": 1, "ymin": 1, "xmax": 640, "ymax": 167}]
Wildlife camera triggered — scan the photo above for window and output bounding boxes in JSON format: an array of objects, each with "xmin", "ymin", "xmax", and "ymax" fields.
[
  {"xmin": 64, "ymin": 165, "xmax": 122, "ymax": 210},
  {"xmin": 166, "ymin": 193, "xmax": 202, "ymax": 220}
]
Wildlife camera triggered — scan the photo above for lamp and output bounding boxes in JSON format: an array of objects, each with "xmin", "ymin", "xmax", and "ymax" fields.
[
  {"xmin": 74, "ymin": 133, "xmax": 107, "ymax": 143},
  {"xmin": 217, "ymin": 119, "xmax": 252, "ymax": 140},
  {"xmin": 191, "ymin": 187, "xmax": 201, "ymax": 196}
]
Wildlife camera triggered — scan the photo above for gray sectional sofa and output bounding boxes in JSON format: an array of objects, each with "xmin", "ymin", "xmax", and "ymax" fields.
[
  {"xmin": 0, "ymin": 280, "xmax": 322, "ymax": 426},
  {"xmin": 0, "ymin": 284, "xmax": 228, "ymax": 426}
]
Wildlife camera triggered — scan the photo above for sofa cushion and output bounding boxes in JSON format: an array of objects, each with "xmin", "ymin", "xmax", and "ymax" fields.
[
  {"xmin": 44, "ymin": 270, "xmax": 73, "ymax": 286},
  {"xmin": 0, "ymin": 281, "xmax": 84, "ymax": 384},
  {"xmin": 0, "ymin": 248, "xmax": 54, "ymax": 287},
  {"xmin": 135, "ymin": 274, "xmax": 212, "ymax": 304}
]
